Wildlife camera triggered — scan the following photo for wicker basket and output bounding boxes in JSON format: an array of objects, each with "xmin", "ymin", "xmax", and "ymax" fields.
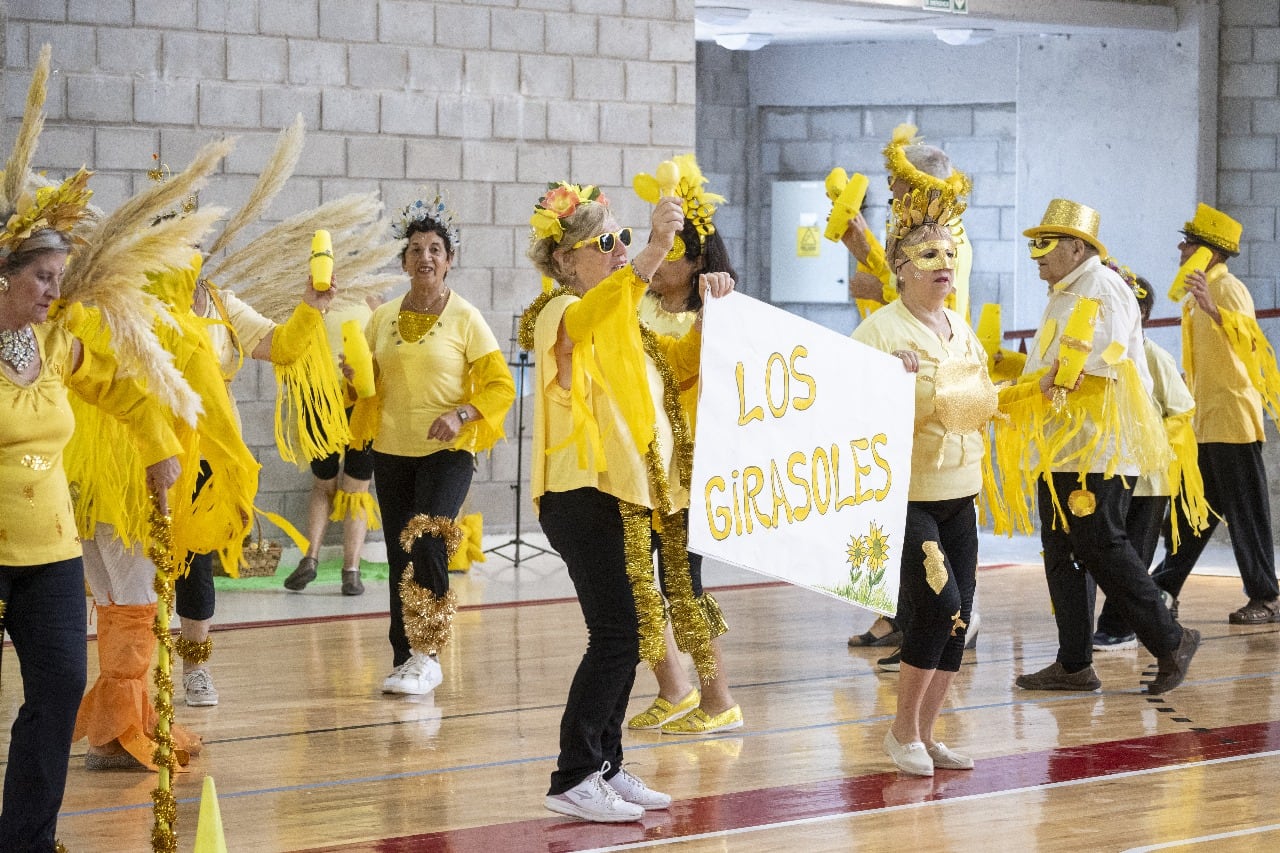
[{"xmin": 215, "ymin": 518, "xmax": 282, "ymax": 578}]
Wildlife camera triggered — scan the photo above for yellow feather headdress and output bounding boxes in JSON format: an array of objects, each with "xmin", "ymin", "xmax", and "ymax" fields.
[
  {"xmin": 633, "ymin": 153, "xmax": 726, "ymax": 240},
  {"xmin": 883, "ymin": 124, "xmax": 971, "ymax": 260}
]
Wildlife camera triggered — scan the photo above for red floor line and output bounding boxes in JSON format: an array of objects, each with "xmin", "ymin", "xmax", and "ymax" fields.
[{"xmin": 297, "ymin": 719, "xmax": 1280, "ymax": 853}]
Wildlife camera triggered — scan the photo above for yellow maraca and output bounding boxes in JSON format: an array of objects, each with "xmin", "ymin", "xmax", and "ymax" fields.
[
  {"xmin": 656, "ymin": 159, "xmax": 681, "ymax": 197},
  {"xmin": 823, "ymin": 168, "xmax": 868, "ymax": 243},
  {"xmin": 1169, "ymin": 245, "xmax": 1212, "ymax": 302},
  {"xmin": 342, "ymin": 319, "xmax": 376, "ymax": 399},
  {"xmin": 310, "ymin": 229, "xmax": 334, "ymax": 291}
]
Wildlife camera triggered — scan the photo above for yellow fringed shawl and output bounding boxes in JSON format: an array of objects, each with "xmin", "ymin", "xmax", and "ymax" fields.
[
  {"xmin": 986, "ymin": 360, "xmax": 1171, "ymax": 534},
  {"xmin": 1200, "ymin": 304, "xmax": 1280, "ymax": 427},
  {"xmin": 1163, "ymin": 411, "xmax": 1210, "ymax": 553},
  {"xmin": 269, "ymin": 303, "xmax": 353, "ymax": 465}
]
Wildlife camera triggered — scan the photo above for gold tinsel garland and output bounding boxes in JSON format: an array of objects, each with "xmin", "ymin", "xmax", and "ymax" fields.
[
  {"xmin": 657, "ymin": 509, "xmax": 715, "ymax": 681},
  {"xmin": 517, "ymin": 286, "xmax": 574, "ymax": 352},
  {"xmin": 173, "ymin": 636, "xmax": 213, "ymax": 665},
  {"xmin": 698, "ymin": 592, "xmax": 728, "ymax": 640},
  {"xmin": 145, "ymin": 497, "xmax": 180, "ymax": 853},
  {"xmin": 639, "ymin": 325, "xmax": 715, "ymax": 681},
  {"xmin": 620, "ymin": 500, "xmax": 668, "ymax": 667},
  {"xmin": 398, "ymin": 514, "xmax": 463, "ymax": 654}
]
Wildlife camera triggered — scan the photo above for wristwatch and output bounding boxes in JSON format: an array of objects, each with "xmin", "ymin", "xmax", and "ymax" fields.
[{"xmin": 456, "ymin": 407, "xmax": 470, "ymax": 423}]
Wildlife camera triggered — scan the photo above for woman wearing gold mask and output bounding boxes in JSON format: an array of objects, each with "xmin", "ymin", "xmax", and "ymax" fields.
[{"xmin": 850, "ymin": 175, "xmax": 997, "ymax": 777}]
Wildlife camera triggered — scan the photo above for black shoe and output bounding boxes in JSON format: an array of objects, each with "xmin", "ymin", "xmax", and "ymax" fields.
[
  {"xmin": 1015, "ymin": 661, "xmax": 1101, "ymax": 691},
  {"xmin": 877, "ymin": 648, "xmax": 902, "ymax": 672},
  {"xmin": 1228, "ymin": 597, "xmax": 1280, "ymax": 625},
  {"xmin": 341, "ymin": 568, "xmax": 365, "ymax": 596},
  {"xmin": 283, "ymin": 556, "xmax": 318, "ymax": 591},
  {"xmin": 1148, "ymin": 627, "xmax": 1200, "ymax": 695}
]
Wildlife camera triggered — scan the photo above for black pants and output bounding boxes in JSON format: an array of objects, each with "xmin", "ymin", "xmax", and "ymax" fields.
[
  {"xmin": 899, "ymin": 496, "xmax": 977, "ymax": 672},
  {"xmin": 653, "ymin": 509, "xmax": 703, "ymax": 598},
  {"xmin": 1095, "ymin": 495, "xmax": 1168, "ymax": 637},
  {"xmin": 1152, "ymin": 441, "xmax": 1279, "ymax": 601},
  {"xmin": 0, "ymin": 558, "xmax": 88, "ymax": 852},
  {"xmin": 1039, "ymin": 473, "xmax": 1181, "ymax": 669},
  {"xmin": 176, "ymin": 462, "xmax": 216, "ymax": 621},
  {"xmin": 539, "ymin": 489, "xmax": 638, "ymax": 796},
  {"xmin": 374, "ymin": 449, "xmax": 474, "ymax": 666}
]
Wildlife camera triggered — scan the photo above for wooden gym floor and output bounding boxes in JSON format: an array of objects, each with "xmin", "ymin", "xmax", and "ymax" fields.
[{"xmin": 4, "ymin": 533, "xmax": 1280, "ymax": 852}]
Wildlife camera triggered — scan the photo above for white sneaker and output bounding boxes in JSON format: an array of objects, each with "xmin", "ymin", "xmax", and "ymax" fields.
[
  {"xmin": 183, "ymin": 668, "xmax": 219, "ymax": 707},
  {"xmin": 381, "ymin": 652, "xmax": 443, "ymax": 695},
  {"xmin": 545, "ymin": 768, "xmax": 644, "ymax": 823},
  {"xmin": 605, "ymin": 766, "xmax": 671, "ymax": 809}
]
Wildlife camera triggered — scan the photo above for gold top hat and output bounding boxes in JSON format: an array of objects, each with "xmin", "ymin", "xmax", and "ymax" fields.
[
  {"xmin": 1182, "ymin": 202, "xmax": 1241, "ymax": 256},
  {"xmin": 1023, "ymin": 198, "xmax": 1107, "ymax": 258}
]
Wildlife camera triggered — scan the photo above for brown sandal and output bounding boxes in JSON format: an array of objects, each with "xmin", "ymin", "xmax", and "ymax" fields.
[{"xmin": 848, "ymin": 617, "xmax": 902, "ymax": 647}]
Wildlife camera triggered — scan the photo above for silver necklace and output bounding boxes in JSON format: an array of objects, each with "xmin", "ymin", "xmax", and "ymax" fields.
[{"xmin": 0, "ymin": 325, "xmax": 36, "ymax": 372}]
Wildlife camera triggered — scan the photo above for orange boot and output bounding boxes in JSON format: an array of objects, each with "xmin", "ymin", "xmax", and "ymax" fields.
[{"xmin": 75, "ymin": 603, "xmax": 203, "ymax": 770}]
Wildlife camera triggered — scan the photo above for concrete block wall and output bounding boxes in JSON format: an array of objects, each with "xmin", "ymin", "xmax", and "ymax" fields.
[
  {"xmin": 1216, "ymin": 0, "xmax": 1280, "ymax": 526},
  {"xmin": 2, "ymin": 0, "xmax": 697, "ymax": 542}
]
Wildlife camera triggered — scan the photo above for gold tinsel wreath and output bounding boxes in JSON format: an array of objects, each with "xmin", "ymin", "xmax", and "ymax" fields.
[
  {"xmin": 398, "ymin": 572, "xmax": 458, "ymax": 656},
  {"xmin": 398, "ymin": 514, "xmax": 464, "ymax": 654},
  {"xmin": 399, "ymin": 513, "xmax": 464, "ymax": 559},
  {"xmin": 620, "ymin": 501, "xmax": 667, "ymax": 667},
  {"xmin": 172, "ymin": 636, "xmax": 213, "ymax": 664}
]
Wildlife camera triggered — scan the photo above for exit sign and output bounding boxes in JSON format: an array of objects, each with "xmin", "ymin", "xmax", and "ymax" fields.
[{"xmin": 925, "ymin": 0, "xmax": 968, "ymax": 12}]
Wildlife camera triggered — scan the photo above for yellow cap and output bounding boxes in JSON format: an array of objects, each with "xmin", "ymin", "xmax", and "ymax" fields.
[
  {"xmin": 1023, "ymin": 198, "xmax": 1107, "ymax": 258},
  {"xmin": 1182, "ymin": 202, "xmax": 1242, "ymax": 256}
]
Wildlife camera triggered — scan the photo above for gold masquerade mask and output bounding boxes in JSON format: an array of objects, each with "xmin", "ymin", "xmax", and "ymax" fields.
[
  {"xmin": 902, "ymin": 239, "xmax": 957, "ymax": 271},
  {"xmin": 1028, "ymin": 236, "xmax": 1060, "ymax": 259}
]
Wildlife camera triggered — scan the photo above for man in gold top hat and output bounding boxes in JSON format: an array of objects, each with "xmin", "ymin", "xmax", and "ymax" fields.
[
  {"xmin": 1007, "ymin": 198, "xmax": 1198, "ymax": 695},
  {"xmin": 1151, "ymin": 203, "xmax": 1280, "ymax": 624}
]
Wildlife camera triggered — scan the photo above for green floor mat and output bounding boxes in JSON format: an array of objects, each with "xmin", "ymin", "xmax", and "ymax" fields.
[{"xmin": 213, "ymin": 558, "xmax": 390, "ymax": 591}]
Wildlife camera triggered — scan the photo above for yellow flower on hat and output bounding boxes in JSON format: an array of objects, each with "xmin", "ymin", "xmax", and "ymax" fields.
[{"xmin": 529, "ymin": 182, "xmax": 606, "ymax": 244}]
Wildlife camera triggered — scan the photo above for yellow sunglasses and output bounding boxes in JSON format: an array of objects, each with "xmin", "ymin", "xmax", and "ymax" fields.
[{"xmin": 570, "ymin": 228, "xmax": 632, "ymax": 253}]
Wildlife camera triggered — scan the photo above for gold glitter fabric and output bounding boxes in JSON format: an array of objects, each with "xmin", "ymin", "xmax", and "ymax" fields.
[
  {"xmin": 621, "ymin": 501, "xmax": 667, "ymax": 667},
  {"xmin": 398, "ymin": 570, "xmax": 458, "ymax": 655},
  {"xmin": 172, "ymin": 636, "xmax": 212, "ymax": 664},
  {"xmin": 932, "ymin": 358, "xmax": 999, "ymax": 437},
  {"xmin": 396, "ymin": 309, "xmax": 439, "ymax": 343},
  {"xmin": 922, "ymin": 540, "xmax": 949, "ymax": 595},
  {"xmin": 698, "ymin": 592, "xmax": 729, "ymax": 640},
  {"xmin": 658, "ymin": 510, "xmax": 716, "ymax": 682},
  {"xmin": 19, "ymin": 453, "xmax": 52, "ymax": 470}
]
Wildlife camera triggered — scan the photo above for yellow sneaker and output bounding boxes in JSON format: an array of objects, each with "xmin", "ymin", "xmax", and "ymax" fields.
[
  {"xmin": 659, "ymin": 705, "xmax": 743, "ymax": 735},
  {"xmin": 627, "ymin": 689, "xmax": 700, "ymax": 730}
]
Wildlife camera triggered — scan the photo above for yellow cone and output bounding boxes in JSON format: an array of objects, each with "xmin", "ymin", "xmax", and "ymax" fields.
[{"xmin": 193, "ymin": 775, "xmax": 227, "ymax": 853}]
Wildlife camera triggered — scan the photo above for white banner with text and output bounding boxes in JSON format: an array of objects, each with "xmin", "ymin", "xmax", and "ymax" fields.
[{"xmin": 689, "ymin": 292, "xmax": 915, "ymax": 615}]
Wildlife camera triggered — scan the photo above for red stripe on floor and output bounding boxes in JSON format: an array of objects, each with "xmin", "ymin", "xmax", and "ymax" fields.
[{"xmin": 298, "ymin": 719, "xmax": 1280, "ymax": 852}]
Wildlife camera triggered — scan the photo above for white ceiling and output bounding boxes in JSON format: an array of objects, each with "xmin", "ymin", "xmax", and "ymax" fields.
[{"xmin": 694, "ymin": 0, "xmax": 1181, "ymax": 48}]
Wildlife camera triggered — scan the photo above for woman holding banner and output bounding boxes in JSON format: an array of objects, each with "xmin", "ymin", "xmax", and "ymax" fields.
[
  {"xmin": 850, "ymin": 162, "xmax": 996, "ymax": 777},
  {"xmin": 627, "ymin": 155, "xmax": 741, "ymax": 736},
  {"xmin": 520, "ymin": 180, "xmax": 734, "ymax": 822}
]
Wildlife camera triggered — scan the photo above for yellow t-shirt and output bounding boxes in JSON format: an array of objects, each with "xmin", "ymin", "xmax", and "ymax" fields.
[
  {"xmin": 638, "ymin": 296, "xmax": 700, "ymax": 434},
  {"xmin": 366, "ymin": 291, "xmax": 508, "ymax": 457},
  {"xmin": 851, "ymin": 298, "xmax": 993, "ymax": 502},
  {"xmin": 1, "ymin": 324, "xmax": 179, "ymax": 565},
  {"xmin": 1185, "ymin": 265, "xmax": 1265, "ymax": 444}
]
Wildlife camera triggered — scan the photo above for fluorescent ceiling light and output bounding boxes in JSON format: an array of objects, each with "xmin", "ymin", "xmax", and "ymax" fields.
[
  {"xmin": 933, "ymin": 28, "xmax": 995, "ymax": 46},
  {"xmin": 715, "ymin": 32, "xmax": 771, "ymax": 51}
]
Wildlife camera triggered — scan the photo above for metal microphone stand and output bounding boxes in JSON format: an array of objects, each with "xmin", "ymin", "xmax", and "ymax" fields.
[{"xmin": 485, "ymin": 348, "xmax": 556, "ymax": 566}]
